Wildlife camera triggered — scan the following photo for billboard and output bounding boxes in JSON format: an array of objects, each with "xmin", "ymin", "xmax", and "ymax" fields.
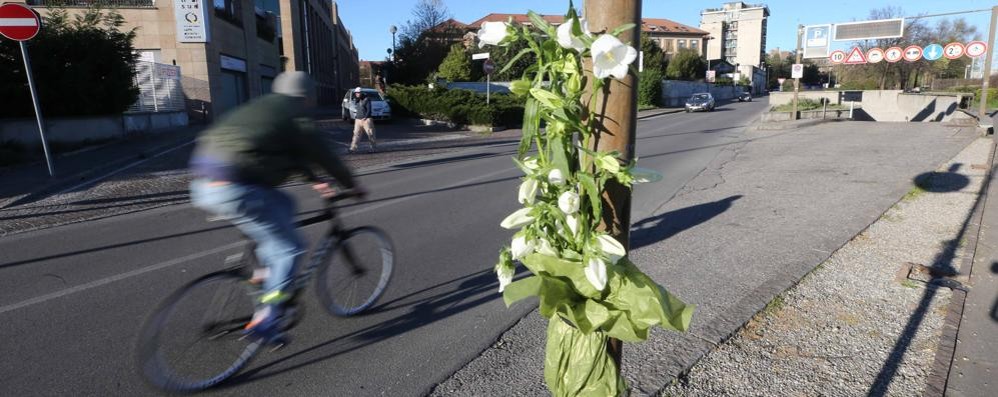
[{"xmin": 833, "ymin": 18, "xmax": 904, "ymax": 41}]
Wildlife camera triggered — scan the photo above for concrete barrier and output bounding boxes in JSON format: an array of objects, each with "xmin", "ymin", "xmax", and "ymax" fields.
[
  {"xmin": 1, "ymin": 111, "xmax": 189, "ymax": 145},
  {"xmin": 768, "ymin": 90, "xmax": 969, "ymax": 123},
  {"xmin": 661, "ymin": 80, "xmax": 747, "ymax": 107},
  {"xmin": 761, "ymin": 108, "xmax": 853, "ymax": 122}
]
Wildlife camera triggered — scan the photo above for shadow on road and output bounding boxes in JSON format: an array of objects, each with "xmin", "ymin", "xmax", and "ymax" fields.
[
  {"xmin": 991, "ymin": 262, "xmax": 998, "ymax": 322},
  {"xmin": 221, "ymin": 267, "xmax": 518, "ymax": 388},
  {"xmin": 867, "ymin": 163, "xmax": 987, "ymax": 396},
  {"xmin": 631, "ymin": 195, "xmax": 742, "ymax": 250}
]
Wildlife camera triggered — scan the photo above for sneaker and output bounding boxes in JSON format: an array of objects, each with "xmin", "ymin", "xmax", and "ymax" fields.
[{"xmin": 244, "ymin": 305, "xmax": 289, "ymax": 348}]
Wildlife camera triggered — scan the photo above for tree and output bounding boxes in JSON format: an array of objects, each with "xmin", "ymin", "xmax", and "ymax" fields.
[
  {"xmin": 665, "ymin": 49, "xmax": 705, "ymax": 81},
  {"xmin": 437, "ymin": 44, "xmax": 472, "ymax": 81},
  {"xmin": 400, "ymin": 0, "xmax": 451, "ymax": 41},
  {"xmin": 489, "ymin": 36, "xmax": 535, "ymax": 81},
  {"xmin": 636, "ymin": 34, "xmax": 665, "ymax": 107},
  {"xmin": 801, "ymin": 64, "xmax": 821, "ymax": 85},
  {"xmin": 639, "ymin": 33, "xmax": 666, "ymax": 73},
  {"xmin": 0, "ymin": 7, "xmax": 138, "ymax": 118}
]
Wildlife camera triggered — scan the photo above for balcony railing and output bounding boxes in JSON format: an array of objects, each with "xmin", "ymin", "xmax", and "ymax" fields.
[{"xmin": 26, "ymin": 0, "xmax": 156, "ymax": 7}]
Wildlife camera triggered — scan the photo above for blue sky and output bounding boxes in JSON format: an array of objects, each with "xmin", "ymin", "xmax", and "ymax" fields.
[{"xmin": 338, "ymin": 0, "xmax": 994, "ymax": 61}]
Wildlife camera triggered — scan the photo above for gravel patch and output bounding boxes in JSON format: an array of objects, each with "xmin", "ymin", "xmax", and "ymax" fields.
[{"xmin": 662, "ymin": 138, "xmax": 993, "ymax": 397}]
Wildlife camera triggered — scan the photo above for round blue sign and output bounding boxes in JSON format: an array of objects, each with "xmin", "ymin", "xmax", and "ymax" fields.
[{"xmin": 923, "ymin": 44, "xmax": 943, "ymax": 61}]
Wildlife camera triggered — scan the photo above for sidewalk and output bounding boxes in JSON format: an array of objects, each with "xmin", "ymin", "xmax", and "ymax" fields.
[
  {"xmin": 943, "ymin": 135, "xmax": 998, "ymax": 396},
  {"xmin": 432, "ymin": 121, "xmax": 981, "ymax": 396}
]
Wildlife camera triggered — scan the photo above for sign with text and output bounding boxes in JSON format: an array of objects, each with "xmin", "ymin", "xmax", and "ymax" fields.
[
  {"xmin": 903, "ymin": 45, "xmax": 923, "ymax": 62},
  {"xmin": 174, "ymin": 0, "xmax": 209, "ymax": 43},
  {"xmin": 791, "ymin": 63, "xmax": 804, "ymax": 79},
  {"xmin": 803, "ymin": 24, "xmax": 831, "ymax": 58},
  {"xmin": 833, "ymin": 18, "xmax": 904, "ymax": 41},
  {"xmin": 944, "ymin": 42, "xmax": 965, "ymax": 59},
  {"xmin": 829, "ymin": 50, "xmax": 846, "ymax": 64},
  {"xmin": 472, "ymin": 52, "xmax": 490, "ymax": 60}
]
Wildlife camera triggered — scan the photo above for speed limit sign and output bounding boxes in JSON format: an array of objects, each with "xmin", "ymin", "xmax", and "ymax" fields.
[
  {"xmin": 943, "ymin": 42, "xmax": 965, "ymax": 59},
  {"xmin": 829, "ymin": 50, "xmax": 846, "ymax": 64}
]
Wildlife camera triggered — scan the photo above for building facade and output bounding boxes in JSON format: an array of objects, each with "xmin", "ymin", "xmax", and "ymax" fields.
[{"xmin": 700, "ymin": 1, "xmax": 769, "ymax": 85}]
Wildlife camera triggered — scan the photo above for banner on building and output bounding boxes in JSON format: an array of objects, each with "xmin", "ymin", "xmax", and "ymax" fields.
[{"xmin": 174, "ymin": 0, "xmax": 210, "ymax": 43}]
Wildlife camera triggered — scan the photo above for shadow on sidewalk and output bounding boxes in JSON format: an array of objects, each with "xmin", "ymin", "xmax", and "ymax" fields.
[
  {"xmin": 631, "ymin": 195, "xmax": 742, "ymax": 251},
  {"xmin": 867, "ymin": 163, "xmax": 986, "ymax": 396}
]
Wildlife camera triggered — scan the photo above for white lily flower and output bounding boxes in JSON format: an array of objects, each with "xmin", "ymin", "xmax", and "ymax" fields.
[
  {"xmin": 558, "ymin": 191, "xmax": 580, "ymax": 215},
  {"xmin": 556, "ymin": 18, "xmax": 590, "ymax": 52},
  {"xmin": 596, "ymin": 154, "xmax": 621, "ymax": 174},
  {"xmin": 510, "ymin": 235, "xmax": 535, "ymax": 260},
  {"xmin": 477, "ymin": 21, "xmax": 509, "ymax": 48},
  {"xmin": 596, "ymin": 234, "xmax": 626, "ymax": 264},
  {"xmin": 565, "ymin": 214, "xmax": 579, "ymax": 236},
  {"xmin": 584, "ymin": 257, "xmax": 608, "ymax": 291},
  {"xmin": 591, "ymin": 34, "xmax": 637, "ymax": 80},
  {"xmin": 536, "ymin": 237, "xmax": 558, "ymax": 256},
  {"xmin": 631, "ymin": 167, "xmax": 663, "ymax": 183},
  {"xmin": 500, "ymin": 207, "xmax": 535, "ymax": 229},
  {"xmin": 548, "ymin": 169, "xmax": 565, "ymax": 185},
  {"xmin": 518, "ymin": 178, "xmax": 539, "ymax": 204},
  {"xmin": 496, "ymin": 263, "xmax": 514, "ymax": 293}
]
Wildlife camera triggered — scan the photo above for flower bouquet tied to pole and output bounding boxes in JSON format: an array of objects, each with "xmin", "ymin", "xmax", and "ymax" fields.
[{"xmin": 487, "ymin": 2, "xmax": 694, "ymax": 396}]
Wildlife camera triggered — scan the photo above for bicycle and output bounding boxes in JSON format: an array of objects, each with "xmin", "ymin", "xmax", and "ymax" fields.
[{"xmin": 135, "ymin": 189, "xmax": 394, "ymax": 392}]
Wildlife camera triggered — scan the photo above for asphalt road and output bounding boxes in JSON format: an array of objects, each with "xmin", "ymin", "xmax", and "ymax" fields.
[{"xmin": 0, "ymin": 99, "xmax": 767, "ymax": 396}]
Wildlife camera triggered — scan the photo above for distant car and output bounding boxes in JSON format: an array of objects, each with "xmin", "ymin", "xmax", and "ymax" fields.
[
  {"xmin": 342, "ymin": 88, "xmax": 392, "ymax": 121},
  {"xmin": 685, "ymin": 93, "xmax": 715, "ymax": 112},
  {"xmin": 737, "ymin": 92, "xmax": 752, "ymax": 102}
]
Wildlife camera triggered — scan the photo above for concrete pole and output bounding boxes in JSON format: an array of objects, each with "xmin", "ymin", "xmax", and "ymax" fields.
[
  {"xmin": 792, "ymin": 24, "xmax": 803, "ymax": 120},
  {"xmin": 979, "ymin": 6, "xmax": 998, "ymax": 120},
  {"xmin": 585, "ymin": 0, "xmax": 641, "ymax": 371}
]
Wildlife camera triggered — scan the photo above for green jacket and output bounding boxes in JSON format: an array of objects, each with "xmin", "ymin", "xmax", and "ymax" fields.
[{"xmin": 191, "ymin": 94, "xmax": 355, "ymax": 188}]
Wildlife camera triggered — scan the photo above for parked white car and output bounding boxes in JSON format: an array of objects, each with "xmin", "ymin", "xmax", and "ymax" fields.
[{"xmin": 342, "ymin": 88, "xmax": 392, "ymax": 121}]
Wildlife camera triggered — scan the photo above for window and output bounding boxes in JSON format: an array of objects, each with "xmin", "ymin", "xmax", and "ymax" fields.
[
  {"xmin": 215, "ymin": 0, "xmax": 243, "ymax": 26},
  {"xmin": 662, "ymin": 39, "xmax": 674, "ymax": 52},
  {"xmin": 678, "ymin": 39, "xmax": 686, "ymax": 49},
  {"xmin": 690, "ymin": 40, "xmax": 699, "ymax": 51}
]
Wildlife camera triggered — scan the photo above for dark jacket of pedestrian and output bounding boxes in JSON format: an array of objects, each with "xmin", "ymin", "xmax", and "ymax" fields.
[{"xmin": 353, "ymin": 94, "xmax": 373, "ymax": 119}]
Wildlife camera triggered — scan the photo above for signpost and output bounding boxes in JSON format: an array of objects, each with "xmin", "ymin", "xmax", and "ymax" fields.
[
  {"xmin": 885, "ymin": 46, "xmax": 903, "ymax": 62},
  {"xmin": 0, "ymin": 3, "xmax": 54, "ymax": 177},
  {"xmin": 803, "ymin": 24, "xmax": 831, "ymax": 58},
  {"xmin": 483, "ymin": 58, "xmax": 495, "ymax": 105},
  {"xmin": 903, "ymin": 45, "xmax": 923, "ymax": 62},
  {"xmin": 944, "ymin": 42, "xmax": 966, "ymax": 59},
  {"xmin": 843, "ymin": 47, "xmax": 867, "ymax": 64},
  {"xmin": 923, "ymin": 43, "xmax": 943, "ymax": 61},
  {"xmin": 866, "ymin": 48, "xmax": 885, "ymax": 63}
]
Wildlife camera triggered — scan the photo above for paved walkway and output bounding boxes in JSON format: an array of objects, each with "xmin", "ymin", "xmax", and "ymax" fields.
[{"xmin": 944, "ymin": 135, "xmax": 998, "ymax": 396}]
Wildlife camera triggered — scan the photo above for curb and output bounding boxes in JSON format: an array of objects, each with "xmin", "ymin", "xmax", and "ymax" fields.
[
  {"xmin": 637, "ymin": 108, "xmax": 684, "ymax": 120},
  {"xmin": 923, "ymin": 138, "xmax": 997, "ymax": 396}
]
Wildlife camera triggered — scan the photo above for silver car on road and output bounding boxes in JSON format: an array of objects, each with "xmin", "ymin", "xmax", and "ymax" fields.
[{"xmin": 342, "ymin": 88, "xmax": 392, "ymax": 121}]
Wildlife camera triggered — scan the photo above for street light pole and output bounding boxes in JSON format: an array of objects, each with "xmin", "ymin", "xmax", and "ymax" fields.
[
  {"xmin": 389, "ymin": 25, "xmax": 397, "ymax": 63},
  {"xmin": 792, "ymin": 24, "xmax": 803, "ymax": 120},
  {"xmin": 584, "ymin": 0, "xmax": 641, "ymax": 375},
  {"xmin": 979, "ymin": 6, "xmax": 997, "ymax": 120}
]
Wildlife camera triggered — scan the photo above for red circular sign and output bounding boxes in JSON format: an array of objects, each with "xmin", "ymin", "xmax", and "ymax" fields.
[
  {"xmin": 943, "ymin": 42, "xmax": 966, "ymax": 60},
  {"xmin": 866, "ymin": 48, "xmax": 885, "ymax": 63},
  {"xmin": 966, "ymin": 41, "xmax": 988, "ymax": 58},
  {"xmin": 829, "ymin": 50, "xmax": 846, "ymax": 64},
  {"xmin": 885, "ymin": 47, "xmax": 903, "ymax": 63},
  {"xmin": 0, "ymin": 3, "xmax": 41, "ymax": 41},
  {"xmin": 903, "ymin": 45, "xmax": 923, "ymax": 62}
]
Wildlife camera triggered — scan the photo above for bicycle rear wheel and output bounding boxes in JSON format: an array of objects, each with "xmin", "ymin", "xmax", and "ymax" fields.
[
  {"xmin": 316, "ymin": 226, "xmax": 394, "ymax": 316},
  {"xmin": 136, "ymin": 271, "xmax": 261, "ymax": 392}
]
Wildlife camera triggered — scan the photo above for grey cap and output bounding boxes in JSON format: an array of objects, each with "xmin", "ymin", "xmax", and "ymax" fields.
[{"xmin": 273, "ymin": 71, "xmax": 315, "ymax": 98}]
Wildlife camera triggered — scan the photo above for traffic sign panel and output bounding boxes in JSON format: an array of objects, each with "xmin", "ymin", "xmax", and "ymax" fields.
[
  {"xmin": 943, "ymin": 42, "xmax": 965, "ymax": 59},
  {"xmin": 866, "ymin": 48, "xmax": 885, "ymax": 63},
  {"xmin": 0, "ymin": 3, "xmax": 41, "ymax": 41},
  {"xmin": 903, "ymin": 45, "xmax": 923, "ymax": 62},
  {"xmin": 829, "ymin": 50, "xmax": 846, "ymax": 64},
  {"xmin": 923, "ymin": 43, "xmax": 943, "ymax": 61},
  {"xmin": 885, "ymin": 47, "xmax": 903, "ymax": 62},
  {"xmin": 791, "ymin": 63, "xmax": 804, "ymax": 78},
  {"xmin": 843, "ymin": 47, "xmax": 867, "ymax": 64},
  {"xmin": 966, "ymin": 41, "xmax": 988, "ymax": 58},
  {"xmin": 483, "ymin": 58, "xmax": 496, "ymax": 75}
]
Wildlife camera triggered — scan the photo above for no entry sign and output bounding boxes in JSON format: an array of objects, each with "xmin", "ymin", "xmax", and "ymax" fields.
[{"xmin": 0, "ymin": 3, "xmax": 41, "ymax": 41}]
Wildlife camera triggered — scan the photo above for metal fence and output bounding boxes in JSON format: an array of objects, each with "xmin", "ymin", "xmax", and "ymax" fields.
[{"xmin": 127, "ymin": 61, "xmax": 185, "ymax": 114}]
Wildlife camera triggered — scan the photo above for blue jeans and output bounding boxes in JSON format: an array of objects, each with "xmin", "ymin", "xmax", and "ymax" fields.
[{"xmin": 190, "ymin": 179, "xmax": 305, "ymax": 299}]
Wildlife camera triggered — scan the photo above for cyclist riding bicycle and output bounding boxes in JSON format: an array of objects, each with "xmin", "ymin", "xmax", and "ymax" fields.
[{"xmin": 189, "ymin": 71, "xmax": 364, "ymax": 345}]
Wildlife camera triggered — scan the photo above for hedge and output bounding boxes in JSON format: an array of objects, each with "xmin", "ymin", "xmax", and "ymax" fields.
[{"xmin": 387, "ymin": 84, "xmax": 525, "ymax": 127}]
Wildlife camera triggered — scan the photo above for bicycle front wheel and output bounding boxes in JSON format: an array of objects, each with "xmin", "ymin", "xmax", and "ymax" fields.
[
  {"xmin": 136, "ymin": 271, "xmax": 261, "ymax": 392},
  {"xmin": 316, "ymin": 226, "xmax": 395, "ymax": 316}
]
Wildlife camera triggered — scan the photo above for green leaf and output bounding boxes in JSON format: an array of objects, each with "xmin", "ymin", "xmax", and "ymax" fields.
[
  {"xmin": 610, "ymin": 23, "xmax": 636, "ymax": 37},
  {"xmin": 499, "ymin": 47, "xmax": 534, "ymax": 77},
  {"xmin": 502, "ymin": 276, "xmax": 541, "ymax": 307},
  {"xmin": 577, "ymin": 173, "xmax": 602, "ymax": 222},
  {"xmin": 528, "ymin": 11, "xmax": 556, "ymax": 36},
  {"xmin": 530, "ymin": 88, "xmax": 564, "ymax": 109},
  {"xmin": 549, "ymin": 135, "xmax": 572, "ymax": 179},
  {"xmin": 519, "ymin": 98, "xmax": 540, "ymax": 158}
]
